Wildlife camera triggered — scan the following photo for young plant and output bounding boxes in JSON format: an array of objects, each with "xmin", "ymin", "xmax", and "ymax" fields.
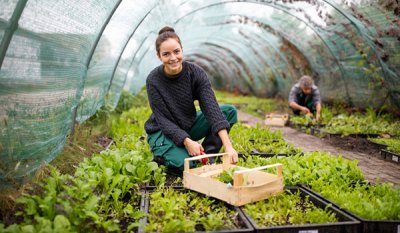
[
  {"xmin": 216, "ymin": 167, "xmax": 240, "ymax": 184},
  {"xmin": 244, "ymin": 189, "xmax": 338, "ymax": 226}
]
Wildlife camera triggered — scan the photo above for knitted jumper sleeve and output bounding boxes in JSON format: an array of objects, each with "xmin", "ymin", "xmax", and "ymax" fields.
[
  {"xmin": 146, "ymin": 79, "xmax": 190, "ymax": 146},
  {"xmin": 194, "ymin": 66, "xmax": 230, "ymax": 135}
]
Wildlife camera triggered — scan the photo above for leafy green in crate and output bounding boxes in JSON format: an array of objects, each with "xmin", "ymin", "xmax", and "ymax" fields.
[{"xmin": 216, "ymin": 167, "xmax": 240, "ymax": 184}]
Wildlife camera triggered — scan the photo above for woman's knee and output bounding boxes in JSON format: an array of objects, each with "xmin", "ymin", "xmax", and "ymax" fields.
[{"xmin": 220, "ymin": 104, "xmax": 237, "ymax": 125}]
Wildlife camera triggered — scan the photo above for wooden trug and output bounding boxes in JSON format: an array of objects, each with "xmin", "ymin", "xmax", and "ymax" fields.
[
  {"xmin": 264, "ymin": 113, "xmax": 289, "ymax": 127},
  {"xmin": 183, "ymin": 153, "xmax": 284, "ymax": 206}
]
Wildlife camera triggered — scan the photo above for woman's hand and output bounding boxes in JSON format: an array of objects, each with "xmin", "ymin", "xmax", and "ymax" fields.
[
  {"xmin": 224, "ymin": 145, "xmax": 238, "ymax": 164},
  {"xmin": 183, "ymin": 137, "xmax": 204, "ymax": 156}
]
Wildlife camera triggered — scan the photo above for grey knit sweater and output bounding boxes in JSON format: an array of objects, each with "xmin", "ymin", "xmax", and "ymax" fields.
[{"xmin": 144, "ymin": 61, "xmax": 230, "ymax": 146}]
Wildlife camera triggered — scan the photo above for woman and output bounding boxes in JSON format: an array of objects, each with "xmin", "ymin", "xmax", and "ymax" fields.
[{"xmin": 144, "ymin": 26, "xmax": 238, "ymax": 176}]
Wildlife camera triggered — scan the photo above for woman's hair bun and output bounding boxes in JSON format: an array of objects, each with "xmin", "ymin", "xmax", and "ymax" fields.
[{"xmin": 158, "ymin": 26, "xmax": 175, "ymax": 35}]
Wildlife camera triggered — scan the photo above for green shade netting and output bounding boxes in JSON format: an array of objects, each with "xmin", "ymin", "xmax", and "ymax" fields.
[{"xmin": 0, "ymin": 0, "xmax": 399, "ymax": 189}]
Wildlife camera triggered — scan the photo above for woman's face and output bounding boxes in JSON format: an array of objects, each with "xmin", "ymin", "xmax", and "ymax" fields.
[{"xmin": 158, "ymin": 38, "xmax": 183, "ymax": 75}]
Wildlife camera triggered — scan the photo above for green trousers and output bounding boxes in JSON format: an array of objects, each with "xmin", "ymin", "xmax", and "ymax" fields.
[{"xmin": 147, "ymin": 104, "xmax": 237, "ymax": 176}]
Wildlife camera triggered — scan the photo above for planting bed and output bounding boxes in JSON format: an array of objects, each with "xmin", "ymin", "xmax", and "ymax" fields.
[
  {"xmin": 381, "ymin": 150, "xmax": 400, "ymax": 164},
  {"xmin": 139, "ymin": 187, "xmax": 254, "ymax": 233},
  {"xmin": 241, "ymin": 186, "xmax": 361, "ymax": 233},
  {"xmin": 300, "ymin": 185, "xmax": 400, "ymax": 233}
]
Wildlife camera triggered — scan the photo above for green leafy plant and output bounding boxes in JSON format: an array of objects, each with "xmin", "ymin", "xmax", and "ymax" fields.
[
  {"xmin": 312, "ymin": 182, "xmax": 400, "ymax": 220},
  {"xmin": 230, "ymin": 123, "xmax": 302, "ymax": 155},
  {"xmin": 368, "ymin": 137, "xmax": 400, "ymax": 154},
  {"xmin": 216, "ymin": 167, "xmax": 240, "ymax": 184},
  {"xmin": 145, "ymin": 188, "xmax": 241, "ymax": 232},
  {"xmin": 214, "ymin": 90, "xmax": 288, "ymax": 118},
  {"xmin": 322, "ymin": 107, "xmax": 400, "ymax": 136},
  {"xmin": 244, "ymin": 189, "xmax": 338, "ymax": 226}
]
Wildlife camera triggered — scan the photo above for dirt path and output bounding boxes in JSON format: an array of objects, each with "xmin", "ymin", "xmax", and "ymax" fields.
[{"xmin": 237, "ymin": 110, "xmax": 400, "ymax": 186}]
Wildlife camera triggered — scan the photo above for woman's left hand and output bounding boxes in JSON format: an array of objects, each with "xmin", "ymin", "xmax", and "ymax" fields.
[{"xmin": 224, "ymin": 146, "xmax": 238, "ymax": 164}]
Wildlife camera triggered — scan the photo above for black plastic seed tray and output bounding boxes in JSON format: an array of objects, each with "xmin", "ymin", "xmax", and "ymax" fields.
[
  {"xmin": 239, "ymin": 152, "xmax": 303, "ymax": 159},
  {"xmin": 381, "ymin": 149, "xmax": 400, "ymax": 164},
  {"xmin": 239, "ymin": 153, "xmax": 289, "ymax": 159},
  {"xmin": 300, "ymin": 185, "xmax": 400, "ymax": 233},
  {"xmin": 138, "ymin": 187, "xmax": 254, "ymax": 233},
  {"xmin": 240, "ymin": 186, "xmax": 361, "ymax": 233}
]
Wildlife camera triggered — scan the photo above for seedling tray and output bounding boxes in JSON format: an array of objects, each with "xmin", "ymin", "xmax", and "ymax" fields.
[
  {"xmin": 368, "ymin": 141, "xmax": 388, "ymax": 150},
  {"xmin": 300, "ymin": 185, "xmax": 400, "ymax": 233},
  {"xmin": 183, "ymin": 153, "xmax": 284, "ymax": 206},
  {"xmin": 380, "ymin": 149, "xmax": 400, "ymax": 164},
  {"xmin": 139, "ymin": 187, "xmax": 254, "ymax": 233},
  {"xmin": 239, "ymin": 153, "xmax": 290, "ymax": 159},
  {"xmin": 241, "ymin": 186, "xmax": 361, "ymax": 233}
]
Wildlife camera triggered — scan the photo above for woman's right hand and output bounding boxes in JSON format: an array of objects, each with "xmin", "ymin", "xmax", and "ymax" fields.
[{"xmin": 183, "ymin": 138, "xmax": 204, "ymax": 156}]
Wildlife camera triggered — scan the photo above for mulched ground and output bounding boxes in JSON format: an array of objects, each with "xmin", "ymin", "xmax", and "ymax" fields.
[{"xmin": 321, "ymin": 134, "xmax": 382, "ymax": 156}]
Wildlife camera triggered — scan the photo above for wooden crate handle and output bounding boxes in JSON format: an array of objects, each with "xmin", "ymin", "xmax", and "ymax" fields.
[
  {"xmin": 233, "ymin": 163, "xmax": 283, "ymax": 187},
  {"xmin": 184, "ymin": 153, "xmax": 230, "ymax": 172}
]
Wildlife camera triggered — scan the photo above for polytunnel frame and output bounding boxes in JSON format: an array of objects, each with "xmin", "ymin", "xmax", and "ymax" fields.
[
  {"xmin": 199, "ymin": 19, "xmax": 296, "ymax": 94},
  {"xmin": 236, "ymin": 28, "xmax": 288, "ymax": 94},
  {"xmin": 121, "ymin": 32, "xmax": 156, "ymax": 94},
  {"xmin": 181, "ymin": 28, "xmax": 276, "ymax": 93},
  {"xmin": 106, "ymin": 7, "xmax": 156, "ymax": 97},
  {"xmin": 189, "ymin": 52, "xmax": 236, "ymax": 85},
  {"xmin": 0, "ymin": 0, "xmax": 28, "ymax": 68},
  {"xmin": 201, "ymin": 42, "xmax": 256, "ymax": 92},
  {"xmin": 185, "ymin": 33, "xmax": 263, "ymax": 92},
  {"xmin": 203, "ymin": 43, "xmax": 255, "ymax": 92},
  {"xmin": 171, "ymin": 0, "xmax": 387, "ymax": 104},
  {"xmin": 324, "ymin": 0, "xmax": 396, "ymax": 104},
  {"xmin": 70, "ymin": 0, "xmax": 123, "ymax": 135},
  {"xmin": 196, "ymin": 19, "xmax": 308, "ymax": 94}
]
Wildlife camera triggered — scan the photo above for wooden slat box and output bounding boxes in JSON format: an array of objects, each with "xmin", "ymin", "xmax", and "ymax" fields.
[
  {"xmin": 183, "ymin": 153, "xmax": 284, "ymax": 206},
  {"xmin": 264, "ymin": 113, "xmax": 289, "ymax": 127}
]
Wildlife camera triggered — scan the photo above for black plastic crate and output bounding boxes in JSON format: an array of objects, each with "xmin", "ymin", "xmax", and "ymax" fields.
[
  {"xmin": 368, "ymin": 141, "xmax": 388, "ymax": 151},
  {"xmin": 381, "ymin": 149, "xmax": 400, "ymax": 164},
  {"xmin": 138, "ymin": 187, "xmax": 254, "ymax": 233},
  {"xmin": 240, "ymin": 186, "xmax": 361, "ymax": 233},
  {"xmin": 239, "ymin": 152, "xmax": 303, "ymax": 159},
  {"xmin": 239, "ymin": 153, "xmax": 290, "ymax": 159},
  {"xmin": 300, "ymin": 185, "xmax": 400, "ymax": 233}
]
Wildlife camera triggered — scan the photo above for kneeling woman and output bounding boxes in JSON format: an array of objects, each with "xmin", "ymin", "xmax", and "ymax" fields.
[{"xmin": 144, "ymin": 26, "xmax": 238, "ymax": 176}]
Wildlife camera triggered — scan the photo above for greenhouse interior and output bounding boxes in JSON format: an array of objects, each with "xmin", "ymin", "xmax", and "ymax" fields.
[{"xmin": 0, "ymin": 0, "xmax": 400, "ymax": 232}]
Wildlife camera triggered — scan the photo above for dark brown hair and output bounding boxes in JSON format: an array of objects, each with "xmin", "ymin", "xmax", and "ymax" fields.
[{"xmin": 155, "ymin": 26, "xmax": 182, "ymax": 56}]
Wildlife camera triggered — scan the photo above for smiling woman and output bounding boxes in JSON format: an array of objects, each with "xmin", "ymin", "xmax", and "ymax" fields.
[{"xmin": 144, "ymin": 26, "xmax": 239, "ymax": 176}]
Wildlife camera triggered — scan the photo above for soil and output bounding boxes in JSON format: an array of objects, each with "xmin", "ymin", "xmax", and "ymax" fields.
[
  {"xmin": 96, "ymin": 136, "xmax": 113, "ymax": 149},
  {"xmin": 237, "ymin": 110, "xmax": 400, "ymax": 186}
]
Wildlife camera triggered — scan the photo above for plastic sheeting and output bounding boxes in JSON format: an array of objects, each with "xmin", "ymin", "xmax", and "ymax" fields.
[{"xmin": 0, "ymin": 0, "xmax": 399, "ymax": 188}]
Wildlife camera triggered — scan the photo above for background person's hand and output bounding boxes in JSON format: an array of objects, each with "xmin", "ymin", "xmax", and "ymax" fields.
[
  {"xmin": 301, "ymin": 107, "xmax": 314, "ymax": 118},
  {"xmin": 315, "ymin": 113, "xmax": 321, "ymax": 121}
]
